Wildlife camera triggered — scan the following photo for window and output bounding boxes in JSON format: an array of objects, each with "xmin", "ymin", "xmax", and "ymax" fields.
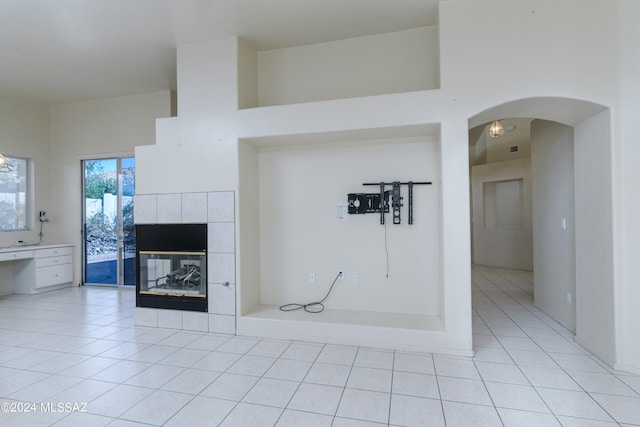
[{"xmin": 0, "ymin": 156, "xmax": 28, "ymax": 231}]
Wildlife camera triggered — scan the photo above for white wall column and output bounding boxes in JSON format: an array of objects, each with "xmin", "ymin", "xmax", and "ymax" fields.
[{"xmin": 531, "ymin": 120, "xmax": 576, "ymax": 333}]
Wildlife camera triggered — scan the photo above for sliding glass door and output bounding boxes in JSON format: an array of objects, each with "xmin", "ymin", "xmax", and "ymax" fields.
[{"xmin": 82, "ymin": 158, "xmax": 136, "ymax": 286}]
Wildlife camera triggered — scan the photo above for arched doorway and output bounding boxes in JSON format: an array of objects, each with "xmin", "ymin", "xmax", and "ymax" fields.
[{"xmin": 468, "ymin": 97, "xmax": 616, "ymax": 366}]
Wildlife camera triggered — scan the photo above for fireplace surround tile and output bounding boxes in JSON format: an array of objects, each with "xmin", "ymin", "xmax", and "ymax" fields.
[
  {"xmin": 209, "ymin": 283, "xmax": 236, "ymax": 315},
  {"xmin": 208, "ymin": 252, "xmax": 235, "ymax": 284},
  {"xmin": 134, "ymin": 195, "xmax": 158, "ymax": 224},
  {"xmin": 134, "ymin": 190, "xmax": 236, "ymax": 334},
  {"xmin": 135, "ymin": 307, "xmax": 158, "ymax": 327},
  {"xmin": 158, "ymin": 309, "xmax": 184, "ymax": 329},
  {"xmin": 208, "ymin": 222, "xmax": 235, "ymax": 253},
  {"xmin": 183, "ymin": 312, "xmax": 209, "ymax": 332},
  {"xmin": 181, "ymin": 192, "xmax": 208, "ymax": 223},
  {"xmin": 208, "ymin": 191, "xmax": 235, "ymax": 222},
  {"xmin": 157, "ymin": 194, "xmax": 182, "ymax": 223},
  {"xmin": 209, "ymin": 314, "xmax": 235, "ymax": 334}
]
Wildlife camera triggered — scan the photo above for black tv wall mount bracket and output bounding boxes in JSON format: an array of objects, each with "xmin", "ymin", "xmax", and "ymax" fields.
[{"xmin": 347, "ymin": 181, "xmax": 432, "ymax": 225}]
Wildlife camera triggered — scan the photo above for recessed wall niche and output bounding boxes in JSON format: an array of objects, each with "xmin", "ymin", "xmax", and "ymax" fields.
[
  {"xmin": 237, "ymin": 124, "xmax": 445, "ymax": 351},
  {"xmin": 239, "ymin": 26, "xmax": 440, "ymax": 108},
  {"xmin": 483, "ymin": 179, "xmax": 524, "ymax": 230}
]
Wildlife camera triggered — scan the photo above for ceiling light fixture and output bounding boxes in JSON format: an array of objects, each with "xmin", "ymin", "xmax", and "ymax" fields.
[
  {"xmin": 488, "ymin": 120, "xmax": 504, "ymax": 138},
  {"xmin": 0, "ymin": 153, "xmax": 15, "ymax": 172}
]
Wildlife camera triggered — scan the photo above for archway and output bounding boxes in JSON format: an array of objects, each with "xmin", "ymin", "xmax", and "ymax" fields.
[{"xmin": 468, "ymin": 97, "xmax": 616, "ymax": 366}]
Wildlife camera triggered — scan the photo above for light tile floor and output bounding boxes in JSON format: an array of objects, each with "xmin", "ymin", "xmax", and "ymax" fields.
[{"xmin": 1, "ymin": 265, "xmax": 639, "ymax": 426}]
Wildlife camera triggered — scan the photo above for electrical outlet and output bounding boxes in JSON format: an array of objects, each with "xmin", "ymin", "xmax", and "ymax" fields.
[
  {"xmin": 308, "ymin": 272, "xmax": 316, "ymax": 284},
  {"xmin": 334, "ymin": 204, "xmax": 348, "ymax": 221},
  {"xmin": 337, "ymin": 269, "xmax": 344, "ymax": 280},
  {"xmin": 566, "ymin": 292, "xmax": 572, "ymax": 304},
  {"xmin": 352, "ymin": 274, "xmax": 360, "ymax": 285}
]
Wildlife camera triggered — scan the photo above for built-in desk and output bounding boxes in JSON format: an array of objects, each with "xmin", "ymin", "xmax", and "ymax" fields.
[{"xmin": 0, "ymin": 244, "xmax": 73, "ymax": 294}]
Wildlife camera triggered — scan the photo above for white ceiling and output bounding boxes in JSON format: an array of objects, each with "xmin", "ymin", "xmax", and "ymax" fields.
[{"xmin": 0, "ymin": 0, "xmax": 438, "ymax": 105}]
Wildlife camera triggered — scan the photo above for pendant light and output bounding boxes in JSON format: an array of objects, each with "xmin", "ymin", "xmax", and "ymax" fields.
[{"xmin": 488, "ymin": 120, "xmax": 504, "ymax": 138}]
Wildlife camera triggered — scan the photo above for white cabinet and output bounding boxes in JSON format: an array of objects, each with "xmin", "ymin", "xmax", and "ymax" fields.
[
  {"xmin": 7, "ymin": 244, "xmax": 74, "ymax": 294},
  {"xmin": 0, "ymin": 250, "xmax": 33, "ymax": 262},
  {"xmin": 34, "ymin": 247, "xmax": 73, "ymax": 289}
]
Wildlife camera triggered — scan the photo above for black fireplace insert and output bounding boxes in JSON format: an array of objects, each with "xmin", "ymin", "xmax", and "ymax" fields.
[{"xmin": 136, "ymin": 223, "xmax": 207, "ymax": 312}]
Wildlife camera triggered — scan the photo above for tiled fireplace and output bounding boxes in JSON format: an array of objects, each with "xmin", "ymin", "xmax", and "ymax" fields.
[{"xmin": 133, "ymin": 191, "xmax": 235, "ymax": 334}]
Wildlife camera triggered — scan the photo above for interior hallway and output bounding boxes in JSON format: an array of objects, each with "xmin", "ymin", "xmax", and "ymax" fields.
[{"xmin": 0, "ymin": 265, "xmax": 638, "ymax": 426}]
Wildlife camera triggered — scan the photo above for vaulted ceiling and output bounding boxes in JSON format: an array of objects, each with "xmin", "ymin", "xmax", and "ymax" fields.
[{"xmin": 0, "ymin": 0, "xmax": 438, "ymax": 104}]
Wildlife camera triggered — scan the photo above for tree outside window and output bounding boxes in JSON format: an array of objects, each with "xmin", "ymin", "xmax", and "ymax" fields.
[
  {"xmin": 0, "ymin": 156, "xmax": 28, "ymax": 231},
  {"xmin": 84, "ymin": 160, "xmax": 118, "ymax": 258}
]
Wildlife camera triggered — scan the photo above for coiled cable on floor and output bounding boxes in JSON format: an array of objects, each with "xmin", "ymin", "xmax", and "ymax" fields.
[{"xmin": 279, "ymin": 271, "xmax": 342, "ymax": 313}]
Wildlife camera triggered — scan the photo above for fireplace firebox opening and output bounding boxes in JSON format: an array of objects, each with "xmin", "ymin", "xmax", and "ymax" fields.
[{"xmin": 136, "ymin": 223, "xmax": 207, "ymax": 312}]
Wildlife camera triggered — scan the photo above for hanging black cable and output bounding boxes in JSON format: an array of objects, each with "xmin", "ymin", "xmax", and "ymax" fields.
[{"xmin": 384, "ymin": 220, "xmax": 389, "ymax": 278}]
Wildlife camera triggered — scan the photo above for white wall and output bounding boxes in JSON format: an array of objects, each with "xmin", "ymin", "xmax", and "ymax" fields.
[
  {"xmin": 141, "ymin": 35, "xmax": 472, "ymax": 351},
  {"xmin": 136, "ymin": 39, "xmax": 241, "ymax": 196},
  {"xmin": 0, "ymin": 99, "xmax": 51, "ymax": 247},
  {"xmin": 0, "ymin": 98, "xmax": 50, "ymax": 294},
  {"xmin": 442, "ymin": 0, "xmax": 621, "ymax": 367},
  {"xmin": 258, "ymin": 139, "xmax": 440, "ymax": 315},
  {"xmin": 471, "ymin": 158, "xmax": 532, "ymax": 270},
  {"xmin": 257, "ymin": 27, "xmax": 439, "ymax": 106},
  {"xmin": 440, "ymin": 0, "xmax": 617, "ymax": 109},
  {"xmin": 49, "ymin": 91, "xmax": 172, "ymax": 284},
  {"xmin": 238, "ymin": 38, "xmax": 258, "ymax": 110},
  {"xmin": 134, "ymin": 0, "xmax": 635, "ymax": 361},
  {"xmin": 531, "ymin": 120, "xmax": 576, "ymax": 333},
  {"xmin": 177, "ymin": 39, "xmax": 238, "ymax": 115},
  {"xmin": 438, "ymin": 119, "xmax": 472, "ymax": 352},
  {"xmin": 573, "ymin": 110, "xmax": 616, "ymax": 365},
  {"xmin": 617, "ymin": 0, "xmax": 640, "ymax": 374},
  {"xmin": 238, "ymin": 141, "xmax": 261, "ymax": 315}
]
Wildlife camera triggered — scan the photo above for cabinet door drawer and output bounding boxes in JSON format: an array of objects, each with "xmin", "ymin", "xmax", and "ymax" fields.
[
  {"xmin": 0, "ymin": 250, "xmax": 33, "ymax": 262},
  {"xmin": 35, "ymin": 264, "xmax": 73, "ymax": 288},
  {"xmin": 36, "ymin": 246, "xmax": 72, "ymax": 259},
  {"xmin": 35, "ymin": 255, "xmax": 72, "ymax": 268}
]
